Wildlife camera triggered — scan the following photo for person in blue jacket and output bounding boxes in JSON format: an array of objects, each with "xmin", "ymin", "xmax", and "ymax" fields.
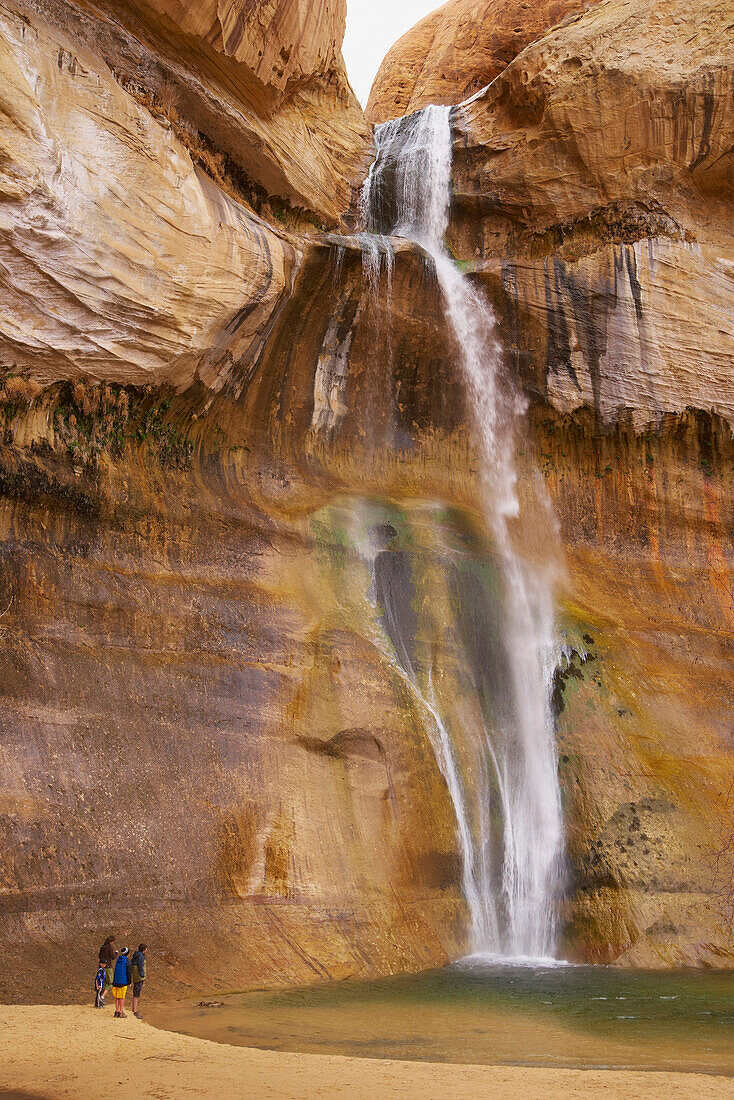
[
  {"xmin": 112, "ymin": 947, "xmax": 132, "ymax": 1018},
  {"xmin": 94, "ymin": 963, "xmax": 106, "ymax": 1009}
]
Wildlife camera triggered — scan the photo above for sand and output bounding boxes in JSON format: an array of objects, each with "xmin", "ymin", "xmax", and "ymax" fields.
[{"xmin": 1, "ymin": 1005, "xmax": 733, "ymax": 1099}]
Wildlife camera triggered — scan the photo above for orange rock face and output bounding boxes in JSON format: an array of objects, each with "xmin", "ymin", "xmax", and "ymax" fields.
[
  {"xmin": 367, "ymin": 0, "xmax": 596, "ymax": 123},
  {"xmin": 143, "ymin": 0, "xmax": 348, "ymax": 94},
  {"xmin": 446, "ymin": 0, "xmax": 734, "ymax": 966},
  {"xmin": 451, "ymin": 0, "xmax": 734, "ymax": 424},
  {"xmin": 17, "ymin": 0, "xmax": 370, "ymax": 223},
  {"xmin": 1, "ymin": 0, "xmax": 734, "ymax": 1002},
  {"xmin": 118, "ymin": 0, "xmax": 372, "ymax": 218}
]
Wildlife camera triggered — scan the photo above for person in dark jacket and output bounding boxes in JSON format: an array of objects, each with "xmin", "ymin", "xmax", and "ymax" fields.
[
  {"xmin": 98, "ymin": 935, "xmax": 117, "ymax": 1000},
  {"xmin": 131, "ymin": 943, "xmax": 147, "ymax": 1019},
  {"xmin": 112, "ymin": 947, "xmax": 132, "ymax": 1018}
]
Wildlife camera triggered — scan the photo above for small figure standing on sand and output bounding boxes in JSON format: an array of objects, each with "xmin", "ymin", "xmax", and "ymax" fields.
[
  {"xmin": 99, "ymin": 935, "xmax": 117, "ymax": 1002},
  {"xmin": 112, "ymin": 947, "xmax": 132, "ymax": 1018},
  {"xmin": 131, "ymin": 943, "xmax": 147, "ymax": 1020},
  {"xmin": 94, "ymin": 962, "xmax": 106, "ymax": 1008}
]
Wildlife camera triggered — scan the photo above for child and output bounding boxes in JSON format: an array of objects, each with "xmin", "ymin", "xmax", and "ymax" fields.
[{"xmin": 94, "ymin": 963, "xmax": 106, "ymax": 1008}]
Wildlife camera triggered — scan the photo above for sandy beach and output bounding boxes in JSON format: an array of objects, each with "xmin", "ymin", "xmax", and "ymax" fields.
[{"xmin": 1, "ymin": 1005, "xmax": 733, "ymax": 1099}]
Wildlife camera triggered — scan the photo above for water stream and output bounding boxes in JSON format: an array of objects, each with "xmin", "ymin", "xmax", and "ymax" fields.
[{"xmin": 359, "ymin": 105, "xmax": 564, "ymax": 959}]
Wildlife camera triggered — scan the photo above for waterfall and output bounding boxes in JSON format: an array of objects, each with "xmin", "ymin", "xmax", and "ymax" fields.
[
  {"xmin": 361, "ymin": 105, "xmax": 564, "ymax": 960},
  {"xmin": 370, "ymin": 535, "xmax": 499, "ymax": 950}
]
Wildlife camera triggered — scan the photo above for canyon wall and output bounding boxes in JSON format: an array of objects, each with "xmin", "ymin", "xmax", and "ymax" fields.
[
  {"xmin": 0, "ymin": 0, "xmax": 470, "ymax": 1001},
  {"xmin": 1, "ymin": 0, "xmax": 734, "ymax": 1002},
  {"xmin": 367, "ymin": 0, "xmax": 596, "ymax": 123},
  {"xmin": 450, "ymin": 0, "xmax": 734, "ymax": 965}
]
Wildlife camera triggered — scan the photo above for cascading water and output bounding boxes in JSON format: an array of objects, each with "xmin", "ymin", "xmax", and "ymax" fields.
[{"xmin": 360, "ymin": 105, "xmax": 564, "ymax": 960}]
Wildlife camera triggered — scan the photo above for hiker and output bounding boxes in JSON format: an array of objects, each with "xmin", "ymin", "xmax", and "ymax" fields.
[
  {"xmin": 94, "ymin": 961, "xmax": 106, "ymax": 1008},
  {"xmin": 112, "ymin": 947, "xmax": 132, "ymax": 1018},
  {"xmin": 98, "ymin": 935, "xmax": 117, "ymax": 1002},
  {"xmin": 131, "ymin": 943, "xmax": 147, "ymax": 1019}
]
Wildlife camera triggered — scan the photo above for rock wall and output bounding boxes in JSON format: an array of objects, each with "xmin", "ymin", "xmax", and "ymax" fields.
[
  {"xmin": 535, "ymin": 408, "xmax": 734, "ymax": 965},
  {"xmin": 0, "ymin": 445, "xmax": 468, "ymax": 999},
  {"xmin": 6, "ymin": 0, "xmax": 370, "ymax": 226},
  {"xmin": 0, "ymin": 231, "xmax": 475, "ymax": 1000},
  {"xmin": 1, "ymin": 0, "xmax": 734, "ymax": 1001},
  {"xmin": 367, "ymin": 0, "xmax": 596, "ymax": 123},
  {"xmin": 449, "ymin": 0, "xmax": 734, "ymax": 964},
  {"xmin": 0, "ymin": 3, "xmax": 302, "ymax": 391}
]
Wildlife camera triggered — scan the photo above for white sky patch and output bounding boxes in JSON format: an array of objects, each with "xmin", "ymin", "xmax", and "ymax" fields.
[{"xmin": 343, "ymin": 0, "xmax": 443, "ymax": 107}]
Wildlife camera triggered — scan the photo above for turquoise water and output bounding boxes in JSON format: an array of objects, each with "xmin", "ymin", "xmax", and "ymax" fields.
[{"xmin": 150, "ymin": 959, "xmax": 734, "ymax": 1074}]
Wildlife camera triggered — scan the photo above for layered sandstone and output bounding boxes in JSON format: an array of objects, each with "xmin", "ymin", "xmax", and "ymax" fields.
[
  {"xmin": 453, "ymin": 0, "xmax": 734, "ymax": 246},
  {"xmin": 0, "ymin": 4, "xmax": 302, "ymax": 391},
  {"xmin": 447, "ymin": 0, "xmax": 734, "ymax": 964},
  {"xmin": 1, "ymin": 0, "xmax": 734, "ymax": 1001},
  {"xmin": 0, "ymin": 0, "xmax": 474, "ymax": 998},
  {"xmin": 12, "ymin": 0, "xmax": 370, "ymax": 223},
  {"xmin": 367, "ymin": 0, "xmax": 595, "ymax": 123},
  {"xmin": 0, "ymin": 239, "xmax": 474, "ymax": 1002}
]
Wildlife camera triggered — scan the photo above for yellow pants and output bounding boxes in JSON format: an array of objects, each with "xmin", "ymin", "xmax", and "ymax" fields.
[{"xmin": 112, "ymin": 986, "xmax": 127, "ymax": 999}]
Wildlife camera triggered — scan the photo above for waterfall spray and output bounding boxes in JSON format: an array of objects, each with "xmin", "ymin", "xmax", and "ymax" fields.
[{"xmin": 361, "ymin": 105, "xmax": 564, "ymax": 959}]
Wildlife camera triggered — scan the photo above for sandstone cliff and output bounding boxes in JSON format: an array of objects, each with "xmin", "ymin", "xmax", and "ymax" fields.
[
  {"xmin": 0, "ymin": 0, "xmax": 466, "ymax": 1001},
  {"xmin": 448, "ymin": 0, "xmax": 734, "ymax": 965},
  {"xmin": 8, "ymin": 0, "xmax": 370, "ymax": 226},
  {"xmin": 367, "ymin": 0, "xmax": 596, "ymax": 123},
  {"xmin": 0, "ymin": 0, "xmax": 373, "ymax": 392},
  {"xmin": 1, "ymin": 0, "xmax": 734, "ymax": 1001}
]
